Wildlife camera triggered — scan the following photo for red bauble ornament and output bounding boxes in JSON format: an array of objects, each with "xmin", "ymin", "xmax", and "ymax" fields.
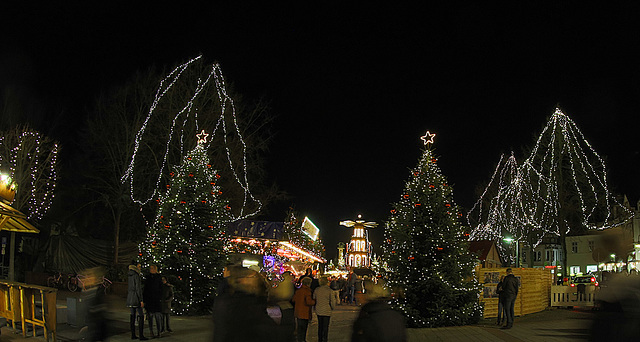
[
  {"xmin": 429, "ymin": 184, "xmax": 435, "ymax": 188},
  {"xmin": 189, "ymin": 173, "xmax": 194, "ymax": 177},
  {"xmin": 403, "ymin": 194, "xmax": 410, "ymax": 199},
  {"xmin": 414, "ymin": 203, "xmax": 421, "ymax": 207}
]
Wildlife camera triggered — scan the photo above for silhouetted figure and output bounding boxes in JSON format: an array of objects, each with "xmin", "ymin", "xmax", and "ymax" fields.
[
  {"xmin": 496, "ymin": 275, "xmax": 506, "ymax": 326},
  {"xmin": 161, "ymin": 276, "xmax": 174, "ymax": 333},
  {"xmin": 143, "ymin": 264, "xmax": 163, "ymax": 338},
  {"xmin": 501, "ymin": 268, "xmax": 519, "ymax": 329}
]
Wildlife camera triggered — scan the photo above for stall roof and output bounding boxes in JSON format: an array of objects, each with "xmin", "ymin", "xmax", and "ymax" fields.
[
  {"xmin": 0, "ymin": 200, "xmax": 39, "ymax": 234},
  {"xmin": 227, "ymin": 220, "xmax": 283, "ymax": 240}
]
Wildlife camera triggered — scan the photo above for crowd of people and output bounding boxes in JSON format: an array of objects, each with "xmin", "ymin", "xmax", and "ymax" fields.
[
  {"xmin": 210, "ymin": 266, "xmax": 406, "ymax": 342},
  {"xmin": 123, "ymin": 261, "xmax": 406, "ymax": 341}
]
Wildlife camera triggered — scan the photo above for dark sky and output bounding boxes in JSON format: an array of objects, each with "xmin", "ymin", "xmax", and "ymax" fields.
[{"xmin": 3, "ymin": 3, "xmax": 640, "ymax": 261}]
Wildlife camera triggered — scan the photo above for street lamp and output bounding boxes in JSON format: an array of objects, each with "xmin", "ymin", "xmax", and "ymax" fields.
[{"xmin": 504, "ymin": 237, "xmax": 518, "ymax": 267}]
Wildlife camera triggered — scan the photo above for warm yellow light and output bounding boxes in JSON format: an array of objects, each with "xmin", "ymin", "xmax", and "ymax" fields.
[{"xmin": 279, "ymin": 241, "xmax": 324, "ymax": 263}]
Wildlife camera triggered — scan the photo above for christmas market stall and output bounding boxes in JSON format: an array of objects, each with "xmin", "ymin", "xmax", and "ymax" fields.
[{"xmin": 226, "ymin": 218, "xmax": 325, "ymax": 278}]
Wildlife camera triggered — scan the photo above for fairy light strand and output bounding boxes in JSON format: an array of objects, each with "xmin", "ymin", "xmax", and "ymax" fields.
[
  {"xmin": 469, "ymin": 108, "xmax": 633, "ymax": 254},
  {"xmin": 121, "ymin": 56, "xmax": 261, "ymax": 220}
]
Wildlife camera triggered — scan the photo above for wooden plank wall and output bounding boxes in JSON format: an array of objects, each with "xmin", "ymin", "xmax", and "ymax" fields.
[{"xmin": 477, "ymin": 267, "xmax": 552, "ymax": 318}]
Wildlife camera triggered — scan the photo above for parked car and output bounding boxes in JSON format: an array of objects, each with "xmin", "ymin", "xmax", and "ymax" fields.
[{"xmin": 571, "ymin": 275, "xmax": 598, "ymax": 287}]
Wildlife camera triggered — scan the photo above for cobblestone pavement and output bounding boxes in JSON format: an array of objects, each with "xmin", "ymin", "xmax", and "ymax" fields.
[{"xmin": 0, "ymin": 293, "xmax": 593, "ymax": 341}]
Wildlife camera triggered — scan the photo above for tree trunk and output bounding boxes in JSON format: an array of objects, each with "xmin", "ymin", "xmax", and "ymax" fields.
[{"xmin": 114, "ymin": 209, "xmax": 122, "ymax": 265}]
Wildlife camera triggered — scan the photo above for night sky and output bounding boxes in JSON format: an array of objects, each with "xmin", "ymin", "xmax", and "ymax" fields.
[{"xmin": 3, "ymin": 3, "xmax": 640, "ymax": 261}]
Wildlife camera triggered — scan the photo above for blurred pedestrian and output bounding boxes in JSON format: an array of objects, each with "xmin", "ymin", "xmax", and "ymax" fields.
[
  {"xmin": 143, "ymin": 264, "xmax": 163, "ymax": 338},
  {"xmin": 268, "ymin": 271, "xmax": 296, "ymax": 341},
  {"xmin": 347, "ymin": 271, "xmax": 358, "ymax": 305},
  {"xmin": 351, "ymin": 280, "xmax": 406, "ymax": 342},
  {"xmin": 83, "ymin": 267, "xmax": 111, "ymax": 341},
  {"xmin": 313, "ymin": 277, "xmax": 339, "ymax": 342},
  {"xmin": 127, "ymin": 261, "xmax": 147, "ymax": 340},
  {"xmin": 501, "ymin": 268, "xmax": 519, "ymax": 329},
  {"xmin": 292, "ymin": 277, "xmax": 315, "ymax": 342},
  {"xmin": 161, "ymin": 276, "xmax": 174, "ymax": 334},
  {"xmin": 212, "ymin": 267, "xmax": 278, "ymax": 341}
]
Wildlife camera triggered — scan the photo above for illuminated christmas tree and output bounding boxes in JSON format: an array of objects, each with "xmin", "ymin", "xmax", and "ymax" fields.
[
  {"xmin": 468, "ymin": 108, "xmax": 633, "ymax": 269},
  {"xmin": 383, "ymin": 131, "xmax": 482, "ymax": 328},
  {"xmin": 140, "ymin": 130, "xmax": 232, "ymax": 315}
]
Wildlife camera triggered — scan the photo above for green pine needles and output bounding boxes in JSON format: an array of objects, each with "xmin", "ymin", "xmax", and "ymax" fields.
[
  {"xmin": 140, "ymin": 141, "xmax": 232, "ymax": 315},
  {"xmin": 383, "ymin": 146, "xmax": 482, "ymax": 327}
]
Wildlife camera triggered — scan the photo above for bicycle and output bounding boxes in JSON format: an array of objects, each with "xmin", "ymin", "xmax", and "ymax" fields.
[
  {"xmin": 67, "ymin": 273, "xmax": 84, "ymax": 292},
  {"xmin": 47, "ymin": 272, "xmax": 68, "ymax": 289}
]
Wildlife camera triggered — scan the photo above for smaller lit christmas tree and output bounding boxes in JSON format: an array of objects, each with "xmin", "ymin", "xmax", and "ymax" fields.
[
  {"xmin": 140, "ymin": 130, "xmax": 232, "ymax": 315},
  {"xmin": 383, "ymin": 131, "xmax": 482, "ymax": 327}
]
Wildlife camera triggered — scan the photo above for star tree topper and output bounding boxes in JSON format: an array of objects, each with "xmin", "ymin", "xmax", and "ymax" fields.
[
  {"xmin": 420, "ymin": 131, "xmax": 436, "ymax": 146},
  {"xmin": 196, "ymin": 130, "xmax": 209, "ymax": 144}
]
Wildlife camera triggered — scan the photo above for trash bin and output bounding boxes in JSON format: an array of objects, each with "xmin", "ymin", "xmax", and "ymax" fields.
[{"xmin": 66, "ymin": 296, "xmax": 88, "ymax": 327}]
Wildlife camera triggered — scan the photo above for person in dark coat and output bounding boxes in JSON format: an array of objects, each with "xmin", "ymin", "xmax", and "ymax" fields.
[
  {"xmin": 212, "ymin": 267, "xmax": 277, "ymax": 341},
  {"xmin": 143, "ymin": 264, "xmax": 163, "ymax": 338},
  {"xmin": 347, "ymin": 271, "xmax": 358, "ymax": 304},
  {"xmin": 501, "ymin": 268, "xmax": 519, "ymax": 329},
  {"xmin": 496, "ymin": 275, "xmax": 506, "ymax": 326},
  {"xmin": 126, "ymin": 261, "xmax": 147, "ymax": 340},
  {"xmin": 351, "ymin": 280, "xmax": 406, "ymax": 342},
  {"xmin": 160, "ymin": 276, "xmax": 174, "ymax": 333}
]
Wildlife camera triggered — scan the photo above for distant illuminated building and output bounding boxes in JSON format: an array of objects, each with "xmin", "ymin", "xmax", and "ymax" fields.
[
  {"xmin": 340, "ymin": 215, "xmax": 377, "ymax": 268},
  {"xmin": 337, "ymin": 242, "xmax": 346, "ymax": 267}
]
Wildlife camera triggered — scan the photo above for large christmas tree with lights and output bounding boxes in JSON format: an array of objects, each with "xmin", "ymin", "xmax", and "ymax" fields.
[
  {"xmin": 383, "ymin": 131, "xmax": 482, "ymax": 328},
  {"xmin": 140, "ymin": 130, "xmax": 232, "ymax": 315}
]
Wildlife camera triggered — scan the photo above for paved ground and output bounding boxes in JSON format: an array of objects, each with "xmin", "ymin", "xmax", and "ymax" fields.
[{"xmin": 0, "ymin": 291, "xmax": 595, "ymax": 341}]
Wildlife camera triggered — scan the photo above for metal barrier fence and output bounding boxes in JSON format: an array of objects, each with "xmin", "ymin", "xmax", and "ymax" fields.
[
  {"xmin": 0, "ymin": 280, "xmax": 57, "ymax": 341},
  {"xmin": 550, "ymin": 284, "xmax": 596, "ymax": 307}
]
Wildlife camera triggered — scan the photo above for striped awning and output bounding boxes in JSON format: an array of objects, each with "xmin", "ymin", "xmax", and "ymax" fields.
[{"xmin": 0, "ymin": 200, "xmax": 39, "ymax": 234}]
